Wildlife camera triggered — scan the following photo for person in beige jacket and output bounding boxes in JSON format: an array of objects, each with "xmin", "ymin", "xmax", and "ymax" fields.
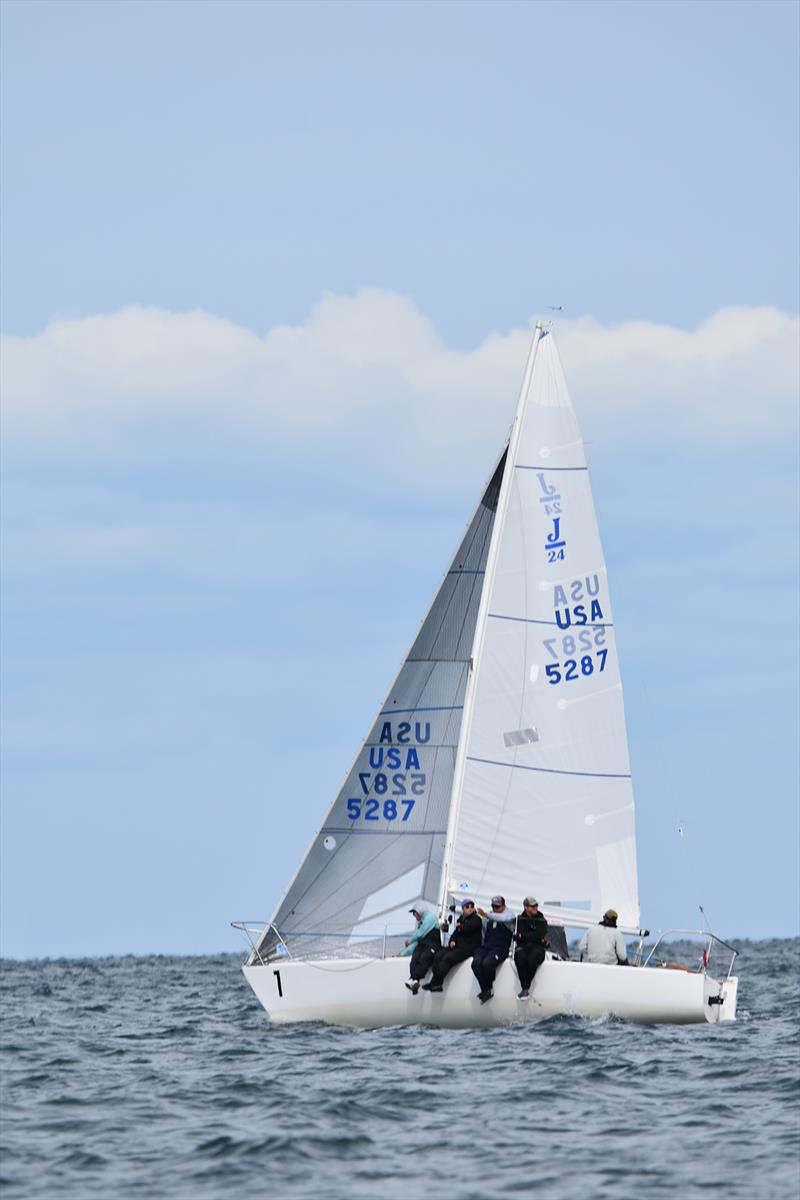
[{"xmin": 578, "ymin": 909, "xmax": 629, "ymax": 965}]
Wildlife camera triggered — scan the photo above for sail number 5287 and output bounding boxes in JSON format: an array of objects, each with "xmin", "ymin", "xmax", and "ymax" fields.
[
  {"xmin": 347, "ymin": 798, "xmax": 416, "ymax": 821},
  {"xmin": 545, "ymin": 649, "xmax": 608, "ymax": 684}
]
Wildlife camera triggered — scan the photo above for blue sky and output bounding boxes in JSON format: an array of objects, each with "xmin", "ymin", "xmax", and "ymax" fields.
[{"xmin": 1, "ymin": 0, "xmax": 798, "ymax": 957}]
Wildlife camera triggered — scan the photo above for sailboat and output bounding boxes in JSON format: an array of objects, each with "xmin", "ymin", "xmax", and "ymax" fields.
[{"xmin": 235, "ymin": 323, "xmax": 739, "ymax": 1028}]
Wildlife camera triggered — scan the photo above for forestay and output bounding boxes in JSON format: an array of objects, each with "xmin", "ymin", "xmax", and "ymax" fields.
[
  {"xmin": 444, "ymin": 329, "xmax": 640, "ymax": 931},
  {"xmin": 257, "ymin": 455, "xmax": 507, "ymax": 960}
]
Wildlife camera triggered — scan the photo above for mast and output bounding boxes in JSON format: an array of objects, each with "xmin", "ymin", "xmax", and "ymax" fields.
[{"xmin": 436, "ymin": 321, "xmax": 546, "ymax": 916}]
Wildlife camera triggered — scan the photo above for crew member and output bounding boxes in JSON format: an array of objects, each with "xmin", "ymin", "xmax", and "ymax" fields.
[
  {"xmin": 421, "ymin": 899, "xmax": 483, "ymax": 992},
  {"xmin": 513, "ymin": 897, "xmax": 548, "ymax": 999},
  {"xmin": 400, "ymin": 907, "xmax": 441, "ymax": 993},
  {"xmin": 471, "ymin": 896, "xmax": 515, "ymax": 1003},
  {"xmin": 578, "ymin": 909, "xmax": 629, "ymax": 965}
]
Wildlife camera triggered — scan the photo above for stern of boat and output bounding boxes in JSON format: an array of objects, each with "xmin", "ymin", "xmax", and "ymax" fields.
[{"xmin": 704, "ymin": 972, "xmax": 738, "ymax": 1023}]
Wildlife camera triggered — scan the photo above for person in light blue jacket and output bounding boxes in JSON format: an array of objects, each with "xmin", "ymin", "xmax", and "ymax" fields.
[{"xmin": 399, "ymin": 907, "xmax": 441, "ymax": 994}]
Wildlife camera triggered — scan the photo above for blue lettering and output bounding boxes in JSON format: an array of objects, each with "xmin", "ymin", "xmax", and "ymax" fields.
[
  {"xmin": 553, "ymin": 585, "xmax": 568, "ymax": 607},
  {"xmin": 586, "ymin": 573, "xmax": 600, "ymax": 597},
  {"xmin": 369, "ymin": 748, "xmax": 384, "ymax": 769},
  {"xmin": 405, "ymin": 748, "xmax": 421, "ymax": 769},
  {"xmin": 574, "ymin": 604, "xmax": 587, "ymax": 625},
  {"xmin": 397, "ymin": 722, "xmax": 411, "ymax": 743},
  {"xmin": 555, "ymin": 608, "xmax": 571, "ymax": 629},
  {"xmin": 415, "ymin": 722, "xmax": 431, "ymax": 744},
  {"xmin": 387, "ymin": 747, "xmax": 401, "ymax": 769},
  {"xmin": 379, "ymin": 722, "xmax": 393, "ymax": 744},
  {"xmin": 590, "ymin": 600, "xmax": 604, "ymax": 622}
]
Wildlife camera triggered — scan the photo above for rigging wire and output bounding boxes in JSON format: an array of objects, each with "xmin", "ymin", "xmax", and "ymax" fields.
[{"xmin": 676, "ymin": 821, "xmax": 712, "ymax": 931}]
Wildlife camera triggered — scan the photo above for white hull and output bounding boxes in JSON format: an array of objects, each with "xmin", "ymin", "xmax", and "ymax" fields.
[{"xmin": 243, "ymin": 955, "xmax": 738, "ymax": 1029}]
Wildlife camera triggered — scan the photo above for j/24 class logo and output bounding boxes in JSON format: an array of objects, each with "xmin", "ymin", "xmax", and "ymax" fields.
[{"xmin": 537, "ymin": 473, "xmax": 567, "ymax": 563}]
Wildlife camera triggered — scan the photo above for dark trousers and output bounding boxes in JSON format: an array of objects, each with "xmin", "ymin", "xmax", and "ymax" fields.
[
  {"xmin": 515, "ymin": 943, "xmax": 546, "ymax": 989},
  {"xmin": 430, "ymin": 945, "xmax": 474, "ymax": 985},
  {"xmin": 409, "ymin": 941, "xmax": 439, "ymax": 981},
  {"xmin": 471, "ymin": 946, "xmax": 508, "ymax": 992}
]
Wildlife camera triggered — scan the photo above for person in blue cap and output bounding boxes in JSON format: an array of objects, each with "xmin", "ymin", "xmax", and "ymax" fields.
[{"xmin": 399, "ymin": 906, "xmax": 441, "ymax": 994}]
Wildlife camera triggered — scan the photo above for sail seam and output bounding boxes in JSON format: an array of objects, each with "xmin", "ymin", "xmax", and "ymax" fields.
[
  {"xmin": 378, "ymin": 705, "xmax": 464, "ymax": 716},
  {"xmin": 488, "ymin": 613, "xmax": 613, "ymax": 628},
  {"xmin": 466, "ymin": 755, "xmax": 631, "ymax": 779},
  {"xmin": 324, "ymin": 828, "xmax": 448, "ymax": 836},
  {"xmin": 515, "ymin": 465, "xmax": 588, "ymax": 472}
]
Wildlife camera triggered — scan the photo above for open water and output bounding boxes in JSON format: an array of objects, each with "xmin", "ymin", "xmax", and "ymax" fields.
[{"xmin": 1, "ymin": 940, "xmax": 798, "ymax": 1200}]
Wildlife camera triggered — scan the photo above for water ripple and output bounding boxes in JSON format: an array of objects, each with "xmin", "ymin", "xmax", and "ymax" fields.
[{"xmin": 0, "ymin": 941, "xmax": 797, "ymax": 1199}]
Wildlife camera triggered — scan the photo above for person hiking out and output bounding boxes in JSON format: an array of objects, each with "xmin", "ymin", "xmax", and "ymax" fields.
[
  {"xmin": 513, "ymin": 896, "xmax": 548, "ymax": 999},
  {"xmin": 471, "ymin": 896, "xmax": 515, "ymax": 1003},
  {"xmin": 399, "ymin": 907, "xmax": 441, "ymax": 993},
  {"xmin": 421, "ymin": 899, "xmax": 483, "ymax": 993}
]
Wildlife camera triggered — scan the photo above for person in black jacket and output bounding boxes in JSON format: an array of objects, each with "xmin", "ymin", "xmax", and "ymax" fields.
[
  {"xmin": 421, "ymin": 899, "xmax": 483, "ymax": 992},
  {"xmin": 471, "ymin": 896, "xmax": 515, "ymax": 1003},
  {"xmin": 513, "ymin": 897, "xmax": 548, "ymax": 999}
]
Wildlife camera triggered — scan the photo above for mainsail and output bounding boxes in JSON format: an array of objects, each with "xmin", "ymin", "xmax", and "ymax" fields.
[
  {"xmin": 443, "ymin": 328, "xmax": 640, "ymax": 930},
  {"xmin": 258, "ymin": 455, "xmax": 506, "ymax": 959}
]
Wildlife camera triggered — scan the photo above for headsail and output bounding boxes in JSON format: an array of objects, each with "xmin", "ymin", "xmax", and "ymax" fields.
[
  {"xmin": 257, "ymin": 455, "xmax": 507, "ymax": 959},
  {"xmin": 443, "ymin": 328, "xmax": 640, "ymax": 931}
]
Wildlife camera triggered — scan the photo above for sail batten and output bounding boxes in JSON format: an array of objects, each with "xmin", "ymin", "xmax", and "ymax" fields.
[{"xmin": 465, "ymin": 755, "xmax": 632, "ymax": 780}]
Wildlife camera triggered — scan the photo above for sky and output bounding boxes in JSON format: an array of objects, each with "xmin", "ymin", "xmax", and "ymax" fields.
[{"xmin": 1, "ymin": 0, "xmax": 798, "ymax": 958}]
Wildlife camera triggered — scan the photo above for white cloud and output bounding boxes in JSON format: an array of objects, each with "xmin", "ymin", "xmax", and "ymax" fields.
[
  {"xmin": 2, "ymin": 291, "xmax": 796, "ymax": 485},
  {"xmin": 1, "ymin": 290, "xmax": 796, "ymax": 595}
]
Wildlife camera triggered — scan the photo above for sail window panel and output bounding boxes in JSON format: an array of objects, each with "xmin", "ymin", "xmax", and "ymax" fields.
[{"xmin": 503, "ymin": 727, "xmax": 539, "ymax": 747}]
